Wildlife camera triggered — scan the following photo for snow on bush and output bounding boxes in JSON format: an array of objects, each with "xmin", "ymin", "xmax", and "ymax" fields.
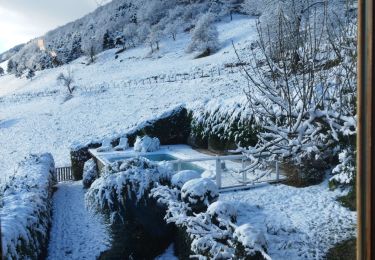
[
  {"xmin": 188, "ymin": 96, "xmax": 259, "ymax": 147},
  {"xmin": 1, "ymin": 153, "xmax": 55, "ymax": 259},
  {"xmin": 82, "ymin": 158, "xmax": 99, "ymax": 188},
  {"xmin": 85, "ymin": 157, "xmax": 172, "ymax": 223},
  {"xmin": 150, "ymin": 184, "xmax": 270, "ymax": 259},
  {"xmin": 330, "ymin": 148, "xmax": 356, "ymax": 187},
  {"xmin": 171, "ymin": 170, "xmax": 201, "ymax": 189},
  {"xmin": 233, "ymin": 224, "xmax": 269, "ymax": 259},
  {"xmin": 134, "ymin": 135, "xmax": 160, "ymax": 153},
  {"xmin": 207, "ymin": 201, "xmax": 237, "ymax": 223},
  {"xmin": 181, "ymin": 178, "xmax": 219, "ymax": 213}
]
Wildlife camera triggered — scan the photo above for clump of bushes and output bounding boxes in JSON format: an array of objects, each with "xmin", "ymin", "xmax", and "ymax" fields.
[
  {"xmin": 85, "ymin": 157, "xmax": 172, "ymax": 222},
  {"xmin": 151, "ymin": 181, "xmax": 270, "ymax": 259},
  {"xmin": 1, "ymin": 153, "xmax": 55, "ymax": 259}
]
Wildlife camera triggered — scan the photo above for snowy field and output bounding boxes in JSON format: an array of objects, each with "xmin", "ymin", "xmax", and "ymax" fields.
[{"xmin": 0, "ymin": 16, "xmax": 254, "ymax": 182}]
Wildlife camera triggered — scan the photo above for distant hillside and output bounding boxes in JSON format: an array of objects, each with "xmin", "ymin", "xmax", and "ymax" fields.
[
  {"xmin": 0, "ymin": 43, "xmax": 25, "ymax": 63},
  {"xmin": 6, "ymin": 0, "xmax": 243, "ymax": 76}
]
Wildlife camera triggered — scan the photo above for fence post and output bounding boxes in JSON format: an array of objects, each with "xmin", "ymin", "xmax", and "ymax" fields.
[
  {"xmin": 276, "ymin": 161, "xmax": 280, "ymax": 181},
  {"xmin": 216, "ymin": 156, "xmax": 222, "ymax": 189},
  {"xmin": 242, "ymin": 158, "xmax": 246, "ymax": 184}
]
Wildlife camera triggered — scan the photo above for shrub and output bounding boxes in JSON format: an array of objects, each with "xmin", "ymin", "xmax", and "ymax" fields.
[
  {"xmin": 181, "ymin": 178, "xmax": 219, "ymax": 213},
  {"xmin": 1, "ymin": 154, "xmax": 55, "ymax": 259},
  {"xmin": 82, "ymin": 158, "xmax": 99, "ymax": 188},
  {"xmin": 134, "ymin": 135, "xmax": 160, "ymax": 152},
  {"xmin": 171, "ymin": 170, "xmax": 201, "ymax": 189},
  {"xmin": 85, "ymin": 157, "xmax": 173, "ymax": 222}
]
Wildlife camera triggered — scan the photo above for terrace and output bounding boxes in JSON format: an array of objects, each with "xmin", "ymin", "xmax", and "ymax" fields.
[{"xmin": 88, "ymin": 144, "xmax": 286, "ymax": 191}]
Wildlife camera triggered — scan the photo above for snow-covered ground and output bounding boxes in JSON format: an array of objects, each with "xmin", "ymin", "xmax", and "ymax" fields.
[
  {"xmin": 220, "ymin": 181, "xmax": 356, "ymax": 259},
  {"xmin": 0, "ymin": 15, "xmax": 254, "ymax": 183},
  {"xmin": 47, "ymin": 181, "xmax": 110, "ymax": 259}
]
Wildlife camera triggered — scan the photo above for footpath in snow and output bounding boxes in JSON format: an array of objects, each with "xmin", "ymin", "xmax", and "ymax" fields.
[{"xmin": 47, "ymin": 181, "xmax": 110, "ymax": 259}]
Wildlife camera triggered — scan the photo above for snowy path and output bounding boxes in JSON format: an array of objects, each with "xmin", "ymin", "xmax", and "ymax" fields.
[{"xmin": 47, "ymin": 181, "xmax": 110, "ymax": 259}]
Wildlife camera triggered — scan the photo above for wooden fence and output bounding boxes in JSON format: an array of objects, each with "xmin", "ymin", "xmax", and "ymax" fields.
[{"xmin": 55, "ymin": 166, "xmax": 73, "ymax": 182}]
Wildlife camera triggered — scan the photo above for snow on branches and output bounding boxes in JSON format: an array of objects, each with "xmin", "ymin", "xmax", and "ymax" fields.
[
  {"xmin": 235, "ymin": 1, "xmax": 357, "ymax": 185},
  {"xmin": 150, "ymin": 184, "xmax": 270, "ymax": 259}
]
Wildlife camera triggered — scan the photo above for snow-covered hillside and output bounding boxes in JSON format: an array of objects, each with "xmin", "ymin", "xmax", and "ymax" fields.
[{"xmin": 0, "ymin": 16, "xmax": 255, "ymax": 182}]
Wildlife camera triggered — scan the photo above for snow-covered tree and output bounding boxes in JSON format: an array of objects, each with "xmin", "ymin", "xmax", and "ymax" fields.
[
  {"xmin": 82, "ymin": 37, "xmax": 101, "ymax": 64},
  {"xmin": 137, "ymin": 23, "xmax": 151, "ymax": 43},
  {"xmin": 123, "ymin": 23, "xmax": 138, "ymax": 47},
  {"xmin": 137, "ymin": 0, "xmax": 168, "ymax": 26},
  {"xmin": 0, "ymin": 66, "xmax": 4, "ymax": 76},
  {"xmin": 164, "ymin": 18, "xmax": 183, "ymax": 41},
  {"xmin": 7, "ymin": 60, "xmax": 15, "ymax": 74},
  {"xmin": 26, "ymin": 69, "xmax": 35, "ymax": 80},
  {"xmin": 236, "ymin": 3, "xmax": 357, "ymax": 185},
  {"xmin": 187, "ymin": 13, "xmax": 219, "ymax": 55},
  {"xmin": 147, "ymin": 24, "xmax": 164, "ymax": 51},
  {"xmin": 102, "ymin": 30, "xmax": 115, "ymax": 50}
]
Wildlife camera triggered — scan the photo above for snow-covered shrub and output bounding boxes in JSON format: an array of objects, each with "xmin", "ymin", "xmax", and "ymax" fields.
[
  {"xmin": 85, "ymin": 157, "xmax": 172, "ymax": 223},
  {"xmin": 329, "ymin": 148, "xmax": 356, "ymax": 188},
  {"xmin": 207, "ymin": 201, "xmax": 237, "ymax": 223},
  {"xmin": 233, "ymin": 224, "xmax": 269, "ymax": 260},
  {"xmin": 1, "ymin": 153, "xmax": 55, "ymax": 259},
  {"xmin": 150, "ymin": 184, "xmax": 270, "ymax": 259},
  {"xmin": 83, "ymin": 158, "xmax": 99, "ymax": 188},
  {"xmin": 187, "ymin": 12, "xmax": 219, "ymax": 55},
  {"xmin": 171, "ymin": 170, "xmax": 201, "ymax": 189},
  {"xmin": 181, "ymin": 178, "xmax": 219, "ymax": 213},
  {"xmin": 134, "ymin": 135, "xmax": 160, "ymax": 153}
]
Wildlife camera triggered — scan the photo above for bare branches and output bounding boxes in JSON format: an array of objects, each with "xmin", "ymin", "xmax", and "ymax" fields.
[
  {"xmin": 57, "ymin": 68, "xmax": 75, "ymax": 94},
  {"xmin": 236, "ymin": 1, "xmax": 357, "ymax": 167}
]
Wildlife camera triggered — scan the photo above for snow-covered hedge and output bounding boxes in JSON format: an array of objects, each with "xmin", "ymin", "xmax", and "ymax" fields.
[
  {"xmin": 187, "ymin": 97, "xmax": 260, "ymax": 152},
  {"xmin": 70, "ymin": 105, "xmax": 190, "ymax": 180},
  {"xmin": 150, "ymin": 184, "xmax": 270, "ymax": 259},
  {"xmin": 83, "ymin": 158, "xmax": 99, "ymax": 188},
  {"xmin": 1, "ymin": 153, "xmax": 55, "ymax": 259},
  {"xmin": 85, "ymin": 157, "xmax": 173, "ymax": 223}
]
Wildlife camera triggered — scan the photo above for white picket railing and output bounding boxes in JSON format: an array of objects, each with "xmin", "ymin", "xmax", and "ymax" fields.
[{"xmin": 166, "ymin": 155, "xmax": 282, "ymax": 190}]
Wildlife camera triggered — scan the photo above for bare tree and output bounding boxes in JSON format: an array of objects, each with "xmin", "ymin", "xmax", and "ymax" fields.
[
  {"xmin": 82, "ymin": 38, "xmax": 100, "ymax": 64},
  {"xmin": 57, "ymin": 68, "xmax": 75, "ymax": 94},
  {"xmin": 235, "ymin": 2, "xmax": 357, "ymax": 182}
]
